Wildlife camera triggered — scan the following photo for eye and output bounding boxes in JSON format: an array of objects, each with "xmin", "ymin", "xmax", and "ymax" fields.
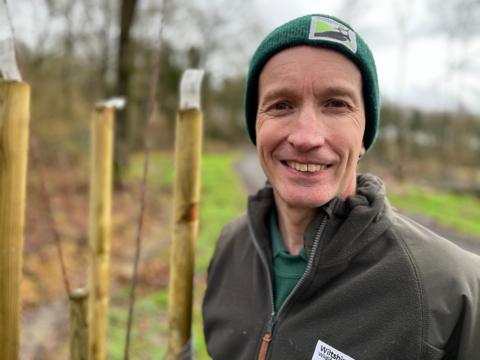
[
  {"xmin": 325, "ymin": 99, "xmax": 348, "ymax": 108},
  {"xmin": 262, "ymin": 100, "xmax": 294, "ymax": 116},
  {"xmin": 271, "ymin": 101, "xmax": 292, "ymax": 111}
]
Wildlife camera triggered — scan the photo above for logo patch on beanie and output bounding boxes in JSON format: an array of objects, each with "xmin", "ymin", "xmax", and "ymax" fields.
[{"xmin": 308, "ymin": 16, "xmax": 357, "ymax": 53}]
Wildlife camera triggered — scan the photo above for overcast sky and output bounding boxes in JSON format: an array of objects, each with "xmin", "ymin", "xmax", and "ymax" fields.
[
  {"xmin": 3, "ymin": 0, "xmax": 480, "ymax": 114},
  {"xmin": 253, "ymin": 0, "xmax": 480, "ymax": 114}
]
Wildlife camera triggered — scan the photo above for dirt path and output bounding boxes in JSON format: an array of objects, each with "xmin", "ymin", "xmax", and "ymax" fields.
[
  {"xmin": 235, "ymin": 149, "xmax": 480, "ymax": 256},
  {"xmin": 20, "ymin": 169, "xmax": 172, "ymax": 359},
  {"xmin": 21, "ymin": 301, "xmax": 68, "ymax": 360}
]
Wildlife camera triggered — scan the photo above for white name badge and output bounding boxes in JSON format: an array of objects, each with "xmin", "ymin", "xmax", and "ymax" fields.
[{"xmin": 311, "ymin": 340, "xmax": 355, "ymax": 360}]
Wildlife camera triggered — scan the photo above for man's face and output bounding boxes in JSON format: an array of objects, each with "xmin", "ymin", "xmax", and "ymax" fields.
[{"xmin": 256, "ymin": 46, "xmax": 366, "ymax": 209}]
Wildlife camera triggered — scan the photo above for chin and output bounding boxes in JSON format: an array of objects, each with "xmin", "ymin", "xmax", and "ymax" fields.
[{"xmin": 275, "ymin": 185, "xmax": 335, "ymax": 209}]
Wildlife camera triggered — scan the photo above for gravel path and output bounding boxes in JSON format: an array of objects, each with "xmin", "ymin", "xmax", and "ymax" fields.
[{"xmin": 235, "ymin": 149, "xmax": 480, "ymax": 256}]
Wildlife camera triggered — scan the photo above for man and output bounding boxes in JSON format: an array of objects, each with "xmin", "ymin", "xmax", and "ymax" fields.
[{"xmin": 202, "ymin": 14, "xmax": 480, "ymax": 360}]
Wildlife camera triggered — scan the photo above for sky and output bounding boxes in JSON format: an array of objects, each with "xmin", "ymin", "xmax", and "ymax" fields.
[
  {"xmin": 3, "ymin": 0, "xmax": 480, "ymax": 114},
  {"xmin": 253, "ymin": 0, "xmax": 480, "ymax": 114}
]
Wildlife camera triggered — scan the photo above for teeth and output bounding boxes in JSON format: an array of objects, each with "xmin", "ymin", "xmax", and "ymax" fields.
[{"xmin": 286, "ymin": 161, "xmax": 326, "ymax": 173}]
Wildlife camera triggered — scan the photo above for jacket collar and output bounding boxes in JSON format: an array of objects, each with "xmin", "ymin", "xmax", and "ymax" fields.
[{"xmin": 247, "ymin": 173, "xmax": 390, "ymax": 265}]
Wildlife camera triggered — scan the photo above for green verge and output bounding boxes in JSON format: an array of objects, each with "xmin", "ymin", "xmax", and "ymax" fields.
[
  {"xmin": 389, "ymin": 185, "xmax": 480, "ymax": 237},
  {"xmin": 111, "ymin": 150, "xmax": 246, "ymax": 359},
  {"xmin": 193, "ymin": 151, "xmax": 246, "ymax": 359}
]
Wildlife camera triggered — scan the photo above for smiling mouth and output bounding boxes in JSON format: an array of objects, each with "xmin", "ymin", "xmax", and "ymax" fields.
[{"xmin": 283, "ymin": 160, "xmax": 330, "ymax": 173}]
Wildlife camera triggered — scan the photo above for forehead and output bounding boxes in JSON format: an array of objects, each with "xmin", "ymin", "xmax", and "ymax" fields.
[{"xmin": 259, "ymin": 46, "xmax": 362, "ymax": 92}]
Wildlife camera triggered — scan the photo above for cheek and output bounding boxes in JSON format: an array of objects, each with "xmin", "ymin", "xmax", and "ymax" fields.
[
  {"xmin": 255, "ymin": 116, "xmax": 268, "ymax": 144},
  {"xmin": 255, "ymin": 123, "xmax": 268, "ymax": 154},
  {"xmin": 329, "ymin": 120, "xmax": 364, "ymax": 150},
  {"xmin": 255, "ymin": 120, "xmax": 274, "ymax": 164},
  {"xmin": 256, "ymin": 118, "xmax": 283, "ymax": 150}
]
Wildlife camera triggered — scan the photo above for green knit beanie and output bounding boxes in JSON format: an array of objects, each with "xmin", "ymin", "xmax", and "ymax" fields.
[{"xmin": 245, "ymin": 14, "xmax": 380, "ymax": 151}]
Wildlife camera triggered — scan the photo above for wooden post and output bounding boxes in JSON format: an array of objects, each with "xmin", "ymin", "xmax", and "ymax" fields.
[
  {"xmin": 167, "ymin": 70, "xmax": 204, "ymax": 359},
  {"xmin": 88, "ymin": 105, "xmax": 114, "ymax": 360},
  {"xmin": 0, "ymin": 81, "xmax": 30, "ymax": 360},
  {"xmin": 69, "ymin": 288, "xmax": 89, "ymax": 360}
]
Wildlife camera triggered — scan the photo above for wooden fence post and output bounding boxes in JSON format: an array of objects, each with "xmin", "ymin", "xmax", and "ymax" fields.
[
  {"xmin": 69, "ymin": 288, "xmax": 89, "ymax": 360},
  {"xmin": 167, "ymin": 69, "xmax": 204, "ymax": 359},
  {"xmin": 0, "ymin": 81, "xmax": 30, "ymax": 360},
  {"xmin": 88, "ymin": 105, "xmax": 114, "ymax": 360}
]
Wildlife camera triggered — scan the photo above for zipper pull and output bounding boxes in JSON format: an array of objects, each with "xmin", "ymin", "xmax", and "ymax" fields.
[
  {"xmin": 258, "ymin": 311, "xmax": 275, "ymax": 359},
  {"xmin": 257, "ymin": 332, "xmax": 272, "ymax": 360}
]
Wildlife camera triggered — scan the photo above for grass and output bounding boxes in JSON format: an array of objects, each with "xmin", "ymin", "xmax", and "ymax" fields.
[
  {"xmin": 389, "ymin": 185, "xmax": 480, "ymax": 237},
  {"xmin": 127, "ymin": 152, "xmax": 176, "ymax": 190},
  {"xmin": 111, "ymin": 150, "xmax": 246, "ymax": 359},
  {"xmin": 191, "ymin": 152, "xmax": 247, "ymax": 358},
  {"xmin": 108, "ymin": 291, "xmax": 168, "ymax": 359}
]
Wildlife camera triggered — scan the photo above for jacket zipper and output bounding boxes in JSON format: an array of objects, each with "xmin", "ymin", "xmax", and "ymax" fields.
[
  {"xmin": 249, "ymin": 212, "xmax": 328, "ymax": 360},
  {"xmin": 257, "ymin": 317, "xmax": 274, "ymax": 360},
  {"xmin": 247, "ymin": 216, "xmax": 276, "ymax": 360}
]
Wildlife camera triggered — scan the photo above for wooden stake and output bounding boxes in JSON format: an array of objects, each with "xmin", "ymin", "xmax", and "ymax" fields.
[
  {"xmin": 166, "ymin": 108, "xmax": 203, "ymax": 359},
  {"xmin": 88, "ymin": 106, "xmax": 114, "ymax": 360},
  {"xmin": 69, "ymin": 288, "xmax": 89, "ymax": 360},
  {"xmin": 0, "ymin": 81, "xmax": 30, "ymax": 360}
]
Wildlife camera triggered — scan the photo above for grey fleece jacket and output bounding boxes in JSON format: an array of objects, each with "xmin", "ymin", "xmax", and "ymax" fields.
[{"xmin": 202, "ymin": 174, "xmax": 480, "ymax": 360}]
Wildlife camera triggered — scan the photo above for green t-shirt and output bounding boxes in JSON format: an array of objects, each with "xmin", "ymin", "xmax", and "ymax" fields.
[{"xmin": 269, "ymin": 208, "xmax": 307, "ymax": 312}]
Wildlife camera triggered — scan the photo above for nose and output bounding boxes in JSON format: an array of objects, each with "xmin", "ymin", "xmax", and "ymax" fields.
[{"xmin": 287, "ymin": 105, "xmax": 325, "ymax": 152}]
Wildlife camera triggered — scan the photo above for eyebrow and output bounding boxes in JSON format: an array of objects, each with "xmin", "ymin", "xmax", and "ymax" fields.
[
  {"xmin": 259, "ymin": 83, "xmax": 363, "ymax": 107},
  {"xmin": 258, "ymin": 87, "xmax": 298, "ymax": 107},
  {"xmin": 318, "ymin": 84, "xmax": 363, "ymax": 105}
]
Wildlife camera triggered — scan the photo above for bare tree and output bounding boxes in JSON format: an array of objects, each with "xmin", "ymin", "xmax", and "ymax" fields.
[
  {"xmin": 428, "ymin": 0, "xmax": 480, "ymax": 110},
  {"xmin": 427, "ymin": 0, "xmax": 480, "ymax": 177},
  {"xmin": 114, "ymin": 0, "xmax": 139, "ymax": 186},
  {"xmin": 391, "ymin": 0, "xmax": 416, "ymax": 179}
]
